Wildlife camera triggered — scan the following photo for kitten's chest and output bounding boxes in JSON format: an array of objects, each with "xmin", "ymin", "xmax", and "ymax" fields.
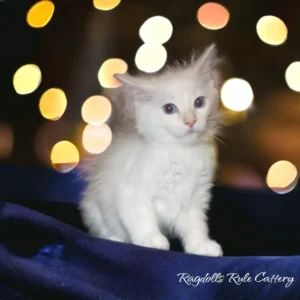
[{"xmin": 145, "ymin": 146, "xmax": 211, "ymax": 194}]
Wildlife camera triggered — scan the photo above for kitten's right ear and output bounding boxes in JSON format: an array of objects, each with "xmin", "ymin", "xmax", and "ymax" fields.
[{"xmin": 114, "ymin": 73, "xmax": 153, "ymax": 90}]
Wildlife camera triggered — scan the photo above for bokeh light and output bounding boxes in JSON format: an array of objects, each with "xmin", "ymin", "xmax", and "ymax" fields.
[
  {"xmin": 0, "ymin": 123, "xmax": 13, "ymax": 160},
  {"xmin": 285, "ymin": 62, "xmax": 300, "ymax": 92},
  {"xmin": 197, "ymin": 2, "xmax": 230, "ymax": 30},
  {"xmin": 39, "ymin": 88, "xmax": 67, "ymax": 121},
  {"xmin": 51, "ymin": 141, "xmax": 80, "ymax": 173},
  {"xmin": 98, "ymin": 58, "xmax": 128, "ymax": 88},
  {"xmin": 266, "ymin": 160, "xmax": 298, "ymax": 194},
  {"xmin": 221, "ymin": 78, "xmax": 254, "ymax": 112},
  {"xmin": 135, "ymin": 44, "xmax": 167, "ymax": 73},
  {"xmin": 81, "ymin": 96, "xmax": 112, "ymax": 125},
  {"xmin": 93, "ymin": 0, "xmax": 121, "ymax": 11},
  {"xmin": 26, "ymin": 0, "xmax": 55, "ymax": 28},
  {"xmin": 34, "ymin": 120, "xmax": 70, "ymax": 165},
  {"xmin": 256, "ymin": 16, "xmax": 288, "ymax": 46},
  {"xmin": 139, "ymin": 16, "xmax": 173, "ymax": 44},
  {"xmin": 82, "ymin": 124, "xmax": 112, "ymax": 154},
  {"xmin": 13, "ymin": 64, "xmax": 42, "ymax": 95}
]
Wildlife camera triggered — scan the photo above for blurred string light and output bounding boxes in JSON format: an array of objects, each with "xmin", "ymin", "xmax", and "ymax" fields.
[
  {"xmin": 93, "ymin": 0, "xmax": 121, "ymax": 11},
  {"xmin": 98, "ymin": 58, "xmax": 128, "ymax": 88},
  {"xmin": 50, "ymin": 141, "xmax": 80, "ymax": 173},
  {"xmin": 266, "ymin": 160, "xmax": 298, "ymax": 194},
  {"xmin": 82, "ymin": 124, "xmax": 112, "ymax": 154},
  {"xmin": 139, "ymin": 16, "xmax": 173, "ymax": 44},
  {"xmin": 81, "ymin": 96, "xmax": 112, "ymax": 125},
  {"xmin": 26, "ymin": 0, "xmax": 55, "ymax": 28},
  {"xmin": 39, "ymin": 88, "xmax": 67, "ymax": 121},
  {"xmin": 197, "ymin": 2, "xmax": 230, "ymax": 30},
  {"xmin": 220, "ymin": 78, "xmax": 254, "ymax": 112},
  {"xmin": 256, "ymin": 16, "xmax": 288, "ymax": 46},
  {"xmin": 0, "ymin": 123, "xmax": 13, "ymax": 159},
  {"xmin": 285, "ymin": 62, "xmax": 300, "ymax": 92},
  {"xmin": 13, "ymin": 64, "xmax": 42, "ymax": 95},
  {"xmin": 135, "ymin": 44, "xmax": 167, "ymax": 73}
]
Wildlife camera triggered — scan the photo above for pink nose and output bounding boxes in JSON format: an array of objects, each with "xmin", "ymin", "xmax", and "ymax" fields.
[{"xmin": 184, "ymin": 120, "xmax": 196, "ymax": 128}]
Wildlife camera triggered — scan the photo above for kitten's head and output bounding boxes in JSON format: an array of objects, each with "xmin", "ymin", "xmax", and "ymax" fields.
[{"xmin": 114, "ymin": 44, "xmax": 222, "ymax": 146}]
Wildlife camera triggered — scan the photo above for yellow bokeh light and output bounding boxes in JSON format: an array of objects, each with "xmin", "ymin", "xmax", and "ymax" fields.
[
  {"xmin": 256, "ymin": 16, "xmax": 288, "ymax": 46},
  {"xmin": 0, "ymin": 123, "xmax": 13, "ymax": 159},
  {"xmin": 139, "ymin": 16, "xmax": 173, "ymax": 44},
  {"xmin": 81, "ymin": 95, "xmax": 112, "ymax": 126},
  {"xmin": 285, "ymin": 62, "xmax": 300, "ymax": 92},
  {"xmin": 82, "ymin": 124, "xmax": 112, "ymax": 154},
  {"xmin": 221, "ymin": 78, "xmax": 254, "ymax": 112},
  {"xmin": 51, "ymin": 141, "xmax": 80, "ymax": 173},
  {"xmin": 13, "ymin": 64, "xmax": 42, "ymax": 95},
  {"xmin": 135, "ymin": 44, "xmax": 167, "ymax": 73},
  {"xmin": 39, "ymin": 88, "xmax": 67, "ymax": 121},
  {"xmin": 98, "ymin": 58, "xmax": 128, "ymax": 88},
  {"xmin": 197, "ymin": 2, "xmax": 230, "ymax": 30},
  {"xmin": 266, "ymin": 160, "xmax": 298, "ymax": 194},
  {"xmin": 26, "ymin": 1, "xmax": 55, "ymax": 28},
  {"xmin": 93, "ymin": 0, "xmax": 121, "ymax": 11}
]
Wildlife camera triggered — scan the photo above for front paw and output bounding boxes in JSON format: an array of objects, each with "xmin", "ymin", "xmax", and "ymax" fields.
[
  {"xmin": 186, "ymin": 240, "xmax": 223, "ymax": 257},
  {"xmin": 135, "ymin": 233, "xmax": 170, "ymax": 250}
]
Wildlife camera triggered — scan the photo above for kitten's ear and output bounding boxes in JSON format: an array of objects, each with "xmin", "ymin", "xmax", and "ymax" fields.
[
  {"xmin": 193, "ymin": 43, "xmax": 219, "ymax": 73},
  {"xmin": 114, "ymin": 73, "xmax": 153, "ymax": 90},
  {"xmin": 193, "ymin": 44, "xmax": 222, "ymax": 88}
]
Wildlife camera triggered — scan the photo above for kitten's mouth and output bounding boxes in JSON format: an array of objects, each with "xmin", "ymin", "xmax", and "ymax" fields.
[{"xmin": 185, "ymin": 128, "xmax": 197, "ymax": 136}]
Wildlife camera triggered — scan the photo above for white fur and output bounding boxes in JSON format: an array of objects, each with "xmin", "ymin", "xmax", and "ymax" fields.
[{"xmin": 80, "ymin": 44, "xmax": 223, "ymax": 256}]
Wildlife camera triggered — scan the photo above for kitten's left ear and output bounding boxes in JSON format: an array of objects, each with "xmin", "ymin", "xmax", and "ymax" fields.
[
  {"xmin": 193, "ymin": 43, "xmax": 219, "ymax": 73},
  {"xmin": 193, "ymin": 44, "xmax": 222, "ymax": 88},
  {"xmin": 114, "ymin": 73, "xmax": 154, "ymax": 90}
]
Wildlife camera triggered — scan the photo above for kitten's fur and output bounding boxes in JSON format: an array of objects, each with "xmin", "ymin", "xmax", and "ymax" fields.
[{"xmin": 80, "ymin": 44, "xmax": 223, "ymax": 256}]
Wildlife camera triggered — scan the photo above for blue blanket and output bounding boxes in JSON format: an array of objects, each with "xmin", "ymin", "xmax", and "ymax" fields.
[{"xmin": 1, "ymin": 164, "xmax": 300, "ymax": 299}]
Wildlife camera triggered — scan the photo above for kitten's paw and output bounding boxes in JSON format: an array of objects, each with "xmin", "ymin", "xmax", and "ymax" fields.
[
  {"xmin": 137, "ymin": 234, "xmax": 170, "ymax": 250},
  {"xmin": 106, "ymin": 235, "xmax": 125, "ymax": 243},
  {"xmin": 187, "ymin": 240, "xmax": 223, "ymax": 257}
]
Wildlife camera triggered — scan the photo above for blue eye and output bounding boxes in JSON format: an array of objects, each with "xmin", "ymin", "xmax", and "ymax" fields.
[
  {"xmin": 162, "ymin": 103, "xmax": 178, "ymax": 114},
  {"xmin": 194, "ymin": 96, "xmax": 205, "ymax": 108}
]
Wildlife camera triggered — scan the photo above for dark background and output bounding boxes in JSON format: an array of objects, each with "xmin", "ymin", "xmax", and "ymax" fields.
[{"xmin": 1, "ymin": 0, "xmax": 300, "ymax": 192}]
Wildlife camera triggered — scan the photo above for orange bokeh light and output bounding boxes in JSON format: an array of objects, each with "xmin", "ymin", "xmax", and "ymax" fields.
[
  {"xmin": 197, "ymin": 2, "xmax": 230, "ymax": 30},
  {"xmin": 26, "ymin": 0, "xmax": 55, "ymax": 28},
  {"xmin": 51, "ymin": 141, "xmax": 80, "ymax": 173},
  {"xmin": 81, "ymin": 95, "xmax": 112, "ymax": 126},
  {"xmin": 39, "ymin": 88, "xmax": 67, "ymax": 121},
  {"xmin": 266, "ymin": 160, "xmax": 298, "ymax": 194},
  {"xmin": 98, "ymin": 58, "xmax": 128, "ymax": 88},
  {"xmin": 93, "ymin": 0, "xmax": 121, "ymax": 11}
]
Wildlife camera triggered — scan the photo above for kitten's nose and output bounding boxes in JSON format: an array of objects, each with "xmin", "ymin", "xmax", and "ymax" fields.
[{"xmin": 184, "ymin": 120, "xmax": 196, "ymax": 128}]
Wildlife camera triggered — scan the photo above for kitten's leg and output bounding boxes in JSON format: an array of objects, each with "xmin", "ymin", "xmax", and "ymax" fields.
[
  {"xmin": 80, "ymin": 197, "xmax": 126, "ymax": 243},
  {"xmin": 118, "ymin": 191, "xmax": 170, "ymax": 250},
  {"xmin": 175, "ymin": 205, "xmax": 222, "ymax": 257}
]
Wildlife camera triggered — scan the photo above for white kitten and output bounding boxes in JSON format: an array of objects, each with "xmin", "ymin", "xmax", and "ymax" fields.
[{"xmin": 80, "ymin": 44, "xmax": 223, "ymax": 256}]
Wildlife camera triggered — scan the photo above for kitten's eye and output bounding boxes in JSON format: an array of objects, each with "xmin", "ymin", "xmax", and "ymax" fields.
[
  {"xmin": 194, "ymin": 96, "xmax": 205, "ymax": 108},
  {"xmin": 162, "ymin": 103, "xmax": 178, "ymax": 114}
]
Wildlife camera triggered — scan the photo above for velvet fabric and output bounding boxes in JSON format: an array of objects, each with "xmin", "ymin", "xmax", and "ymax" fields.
[{"xmin": 1, "ymin": 164, "xmax": 300, "ymax": 299}]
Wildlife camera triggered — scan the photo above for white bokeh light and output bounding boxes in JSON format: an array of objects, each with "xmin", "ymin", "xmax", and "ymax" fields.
[
  {"xmin": 221, "ymin": 78, "xmax": 254, "ymax": 112},
  {"xmin": 285, "ymin": 62, "xmax": 300, "ymax": 92},
  {"xmin": 135, "ymin": 44, "xmax": 167, "ymax": 73},
  {"xmin": 256, "ymin": 16, "xmax": 288, "ymax": 46},
  {"xmin": 139, "ymin": 16, "xmax": 173, "ymax": 44}
]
